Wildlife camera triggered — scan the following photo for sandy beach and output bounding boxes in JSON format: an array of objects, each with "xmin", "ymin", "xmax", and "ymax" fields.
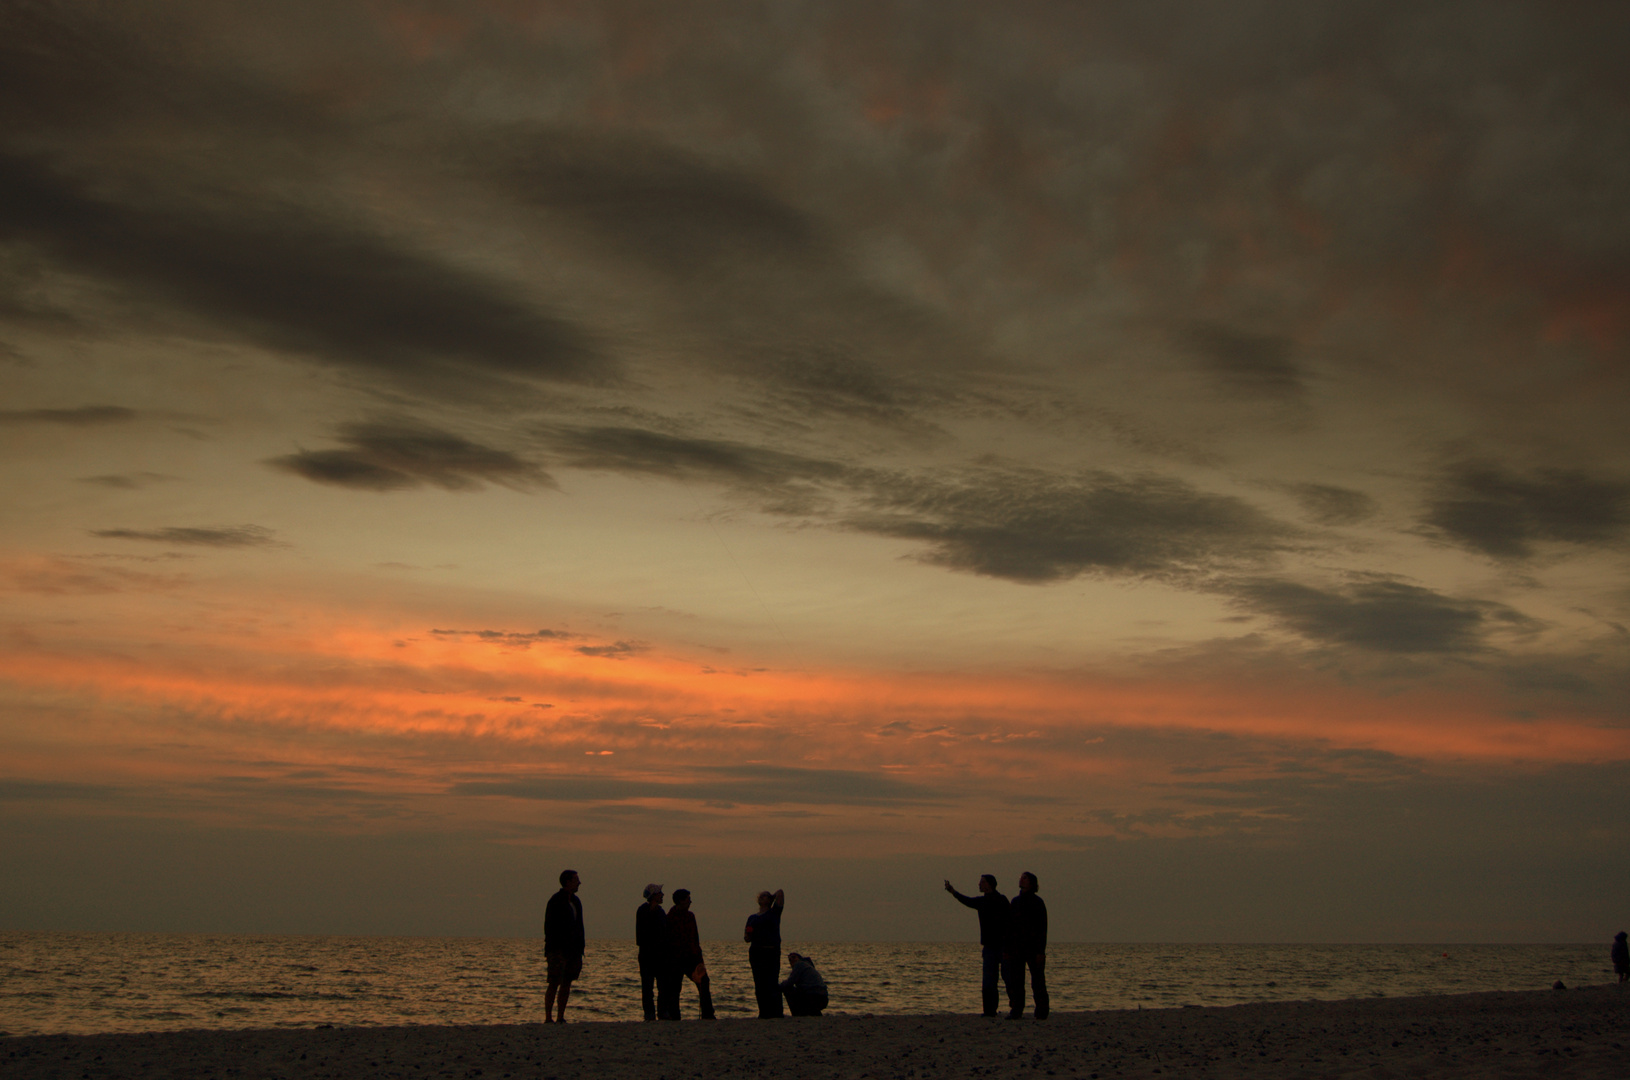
[{"xmin": 5, "ymin": 985, "xmax": 1625, "ymax": 1080}]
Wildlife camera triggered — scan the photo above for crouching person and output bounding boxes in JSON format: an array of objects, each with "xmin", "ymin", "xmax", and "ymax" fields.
[{"xmin": 780, "ymin": 952, "xmax": 828, "ymax": 1016}]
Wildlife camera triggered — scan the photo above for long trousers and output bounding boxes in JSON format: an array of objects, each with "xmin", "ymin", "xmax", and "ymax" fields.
[
  {"xmin": 980, "ymin": 946, "xmax": 1011, "ymax": 1017},
  {"xmin": 749, "ymin": 946, "xmax": 783, "ymax": 1017},
  {"xmin": 1004, "ymin": 952, "xmax": 1049, "ymax": 1019}
]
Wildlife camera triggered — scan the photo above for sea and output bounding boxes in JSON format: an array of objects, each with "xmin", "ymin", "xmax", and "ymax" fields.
[{"xmin": 0, "ymin": 933, "xmax": 1614, "ymax": 1037}]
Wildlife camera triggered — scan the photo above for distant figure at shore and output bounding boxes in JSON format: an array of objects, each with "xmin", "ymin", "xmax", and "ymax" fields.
[
  {"xmin": 744, "ymin": 888, "xmax": 786, "ymax": 1017},
  {"xmin": 1006, "ymin": 871, "xmax": 1049, "ymax": 1019},
  {"xmin": 780, "ymin": 951, "xmax": 828, "ymax": 1016},
  {"xmin": 543, "ymin": 869, "xmax": 584, "ymax": 1024},
  {"xmin": 667, "ymin": 888, "xmax": 715, "ymax": 1018},
  {"xmin": 636, "ymin": 884, "xmax": 679, "ymax": 1020},
  {"xmin": 944, "ymin": 875, "xmax": 1013, "ymax": 1017},
  {"xmin": 1613, "ymin": 931, "xmax": 1629, "ymax": 983}
]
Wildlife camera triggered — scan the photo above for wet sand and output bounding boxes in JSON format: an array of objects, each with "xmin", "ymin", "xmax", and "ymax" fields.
[{"xmin": 5, "ymin": 985, "xmax": 1626, "ymax": 1079}]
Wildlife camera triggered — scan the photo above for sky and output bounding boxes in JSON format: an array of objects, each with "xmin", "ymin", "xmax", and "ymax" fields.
[{"xmin": 2, "ymin": 0, "xmax": 1629, "ymax": 944}]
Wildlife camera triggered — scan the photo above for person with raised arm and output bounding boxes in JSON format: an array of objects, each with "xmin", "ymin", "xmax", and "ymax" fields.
[
  {"xmin": 744, "ymin": 888, "xmax": 785, "ymax": 1017},
  {"xmin": 944, "ymin": 874, "xmax": 1013, "ymax": 1017}
]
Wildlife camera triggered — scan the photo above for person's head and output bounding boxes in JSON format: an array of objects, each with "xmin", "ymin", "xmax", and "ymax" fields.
[
  {"xmin": 672, "ymin": 888, "xmax": 691, "ymax": 908},
  {"xmin": 560, "ymin": 869, "xmax": 580, "ymax": 893},
  {"xmin": 787, "ymin": 951, "xmax": 802, "ymax": 966},
  {"xmin": 757, "ymin": 890, "xmax": 774, "ymax": 910},
  {"xmin": 643, "ymin": 883, "xmax": 664, "ymax": 904},
  {"xmin": 1618, "ymin": 931, "xmax": 1628, "ymax": 941},
  {"xmin": 1019, "ymin": 871, "xmax": 1038, "ymax": 894},
  {"xmin": 978, "ymin": 874, "xmax": 997, "ymax": 894}
]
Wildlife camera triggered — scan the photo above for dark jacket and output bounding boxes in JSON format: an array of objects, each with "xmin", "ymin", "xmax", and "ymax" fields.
[
  {"xmin": 668, "ymin": 906, "xmax": 704, "ymax": 966},
  {"xmin": 1010, "ymin": 891, "xmax": 1047, "ymax": 957},
  {"xmin": 543, "ymin": 889, "xmax": 584, "ymax": 956},
  {"xmin": 951, "ymin": 888, "xmax": 1011, "ymax": 949},
  {"xmin": 636, "ymin": 902, "xmax": 670, "ymax": 959},
  {"xmin": 1613, "ymin": 936, "xmax": 1629, "ymax": 970}
]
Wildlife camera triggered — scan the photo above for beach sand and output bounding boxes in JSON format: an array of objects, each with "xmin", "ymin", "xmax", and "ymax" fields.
[{"xmin": 5, "ymin": 986, "xmax": 1625, "ymax": 1079}]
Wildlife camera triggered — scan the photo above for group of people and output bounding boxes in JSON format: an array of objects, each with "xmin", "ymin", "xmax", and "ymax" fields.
[
  {"xmin": 943, "ymin": 872, "xmax": 1049, "ymax": 1020},
  {"xmin": 540, "ymin": 870, "xmax": 828, "ymax": 1023}
]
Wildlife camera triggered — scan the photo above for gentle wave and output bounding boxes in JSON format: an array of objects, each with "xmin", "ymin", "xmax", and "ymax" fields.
[{"xmin": 0, "ymin": 932, "xmax": 1611, "ymax": 1036}]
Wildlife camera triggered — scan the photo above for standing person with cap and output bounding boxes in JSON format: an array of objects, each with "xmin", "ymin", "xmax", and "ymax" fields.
[
  {"xmin": 667, "ymin": 888, "xmax": 715, "ymax": 1018},
  {"xmin": 636, "ymin": 884, "xmax": 677, "ymax": 1020},
  {"xmin": 1006, "ymin": 870, "xmax": 1049, "ymax": 1019},
  {"xmin": 743, "ymin": 888, "xmax": 785, "ymax": 1017},
  {"xmin": 1613, "ymin": 931, "xmax": 1629, "ymax": 983},
  {"xmin": 542, "ymin": 869, "xmax": 584, "ymax": 1023},
  {"xmin": 944, "ymin": 874, "xmax": 1013, "ymax": 1017}
]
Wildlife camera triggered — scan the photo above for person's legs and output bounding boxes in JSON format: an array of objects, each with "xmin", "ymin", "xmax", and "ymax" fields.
[
  {"xmin": 979, "ymin": 946, "xmax": 1001, "ymax": 1016},
  {"xmin": 750, "ymin": 947, "xmax": 783, "ymax": 1017},
  {"xmin": 554, "ymin": 979, "xmax": 572, "ymax": 1023},
  {"xmin": 1003, "ymin": 953, "xmax": 1024, "ymax": 1018},
  {"xmin": 1028, "ymin": 954, "xmax": 1049, "ymax": 1019},
  {"xmin": 689, "ymin": 967, "xmax": 716, "ymax": 1019},
  {"xmin": 639, "ymin": 956, "xmax": 658, "ymax": 1020},
  {"xmin": 658, "ymin": 967, "xmax": 683, "ymax": 1019}
]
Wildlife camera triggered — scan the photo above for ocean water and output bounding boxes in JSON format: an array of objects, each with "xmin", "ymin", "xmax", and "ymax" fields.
[{"xmin": 0, "ymin": 932, "xmax": 1613, "ymax": 1037}]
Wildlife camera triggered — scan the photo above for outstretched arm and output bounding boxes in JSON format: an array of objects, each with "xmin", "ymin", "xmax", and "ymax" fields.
[
  {"xmin": 772, "ymin": 888, "xmax": 785, "ymax": 911},
  {"xmin": 944, "ymin": 879, "xmax": 977, "ymax": 908}
]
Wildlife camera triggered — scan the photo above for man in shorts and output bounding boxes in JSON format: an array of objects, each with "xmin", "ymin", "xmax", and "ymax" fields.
[{"xmin": 544, "ymin": 869, "xmax": 584, "ymax": 1022}]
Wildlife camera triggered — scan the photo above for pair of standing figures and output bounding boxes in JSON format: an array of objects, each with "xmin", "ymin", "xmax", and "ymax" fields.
[{"xmin": 944, "ymin": 871, "xmax": 1049, "ymax": 1019}]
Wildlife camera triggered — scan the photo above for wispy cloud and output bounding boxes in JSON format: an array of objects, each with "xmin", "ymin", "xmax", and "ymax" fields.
[
  {"xmin": 270, "ymin": 422, "xmax": 554, "ymax": 492},
  {"xmin": 0, "ymin": 405, "xmax": 135, "ymax": 425},
  {"xmin": 1424, "ymin": 462, "xmax": 1630, "ymax": 560},
  {"xmin": 1229, "ymin": 576, "xmax": 1537, "ymax": 655},
  {"xmin": 90, "ymin": 525, "xmax": 280, "ymax": 548}
]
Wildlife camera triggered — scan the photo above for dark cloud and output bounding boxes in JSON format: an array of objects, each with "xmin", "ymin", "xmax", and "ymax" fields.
[
  {"xmin": 450, "ymin": 764, "xmax": 943, "ymax": 808},
  {"xmin": 269, "ymin": 423, "xmax": 555, "ymax": 493},
  {"xmin": 78, "ymin": 471, "xmax": 172, "ymax": 489},
  {"xmin": 90, "ymin": 525, "xmax": 279, "ymax": 548},
  {"xmin": 430, "ymin": 628, "xmax": 578, "ymax": 647},
  {"xmin": 0, "ymin": 405, "xmax": 135, "ymax": 425},
  {"xmin": 0, "ymin": 152, "xmax": 603, "ymax": 394},
  {"xmin": 852, "ymin": 471, "xmax": 1295, "ymax": 584},
  {"xmin": 1288, "ymin": 483, "xmax": 1378, "ymax": 526},
  {"xmin": 1183, "ymin": 324, "xmax": 1304, "ymax": 399},
  {"xmin": 544, "ymin": 424, "xmax": 849, "ymax": 488},
  {"xmin": 1424, "ymin": 462, "xmax": 1630, "ymax": 560},
  {"xmin": 574, "ymin": 641, "xmax": 645, "ymax": 660},
  {"xmin": 1230, "ymin": 576, "xmax": 1534, "ymax": 654},
  {"xmin": 504, "ymin": 132, "xmax": 822, "ymax": 273}
]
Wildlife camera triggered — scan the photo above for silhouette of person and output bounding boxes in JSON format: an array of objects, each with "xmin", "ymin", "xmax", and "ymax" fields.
[
  {"xmin": 667, "ymin": 888, "xmax": 715, "ymax": 1019},
  {"xmin": 744, "ymin": 888, "xmax": 785, "ymax": 1017},
  {"xmin": 1613, "ymin": 931, "xmax": 1629, "ymax": 984},
  {"xmin": 636, "ymin": 884, "xmax": 679, "ymax": 1020},
  {"xmin": 543, "ymin": 869, "xmax": 584, "ymax": 1023},
  {"xmin": 779, "ymin": 951, "xmax": 828, "ymax": 1016},
  {"xmin": 1005, "ymin": 870, "xmax": 1049, "ymax": 1019},
  {"xmin": 944, "ymin": 874, "xmax": 1013, "ymax": 1017}
]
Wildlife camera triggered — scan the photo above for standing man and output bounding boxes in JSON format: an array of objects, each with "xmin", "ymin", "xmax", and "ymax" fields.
[
  {"xmin": 944, "ymin": 874, "xmax": 1013, "ymax": 1017},
  {"xmin": 543, "ymin": 869, "xmax": 584, "ymax": 1024},
  {"xmin": 636, "ymin": 883, "xmax": 678, "ymax": 1020},
  {"xmin": 667, "ymin": 888, "xmax": 715, "ymax": 1019},
  {"xmin": 1007, "ymin": 871, "xmax": 1049, "ymax": 1019},
  {"xmin": 1613, "ymin": 931, "xmax": 1629, "ymax": 984},
  {"xmin": 744, "ymin": 888, "xmax": 785, "ymax": 1018}
]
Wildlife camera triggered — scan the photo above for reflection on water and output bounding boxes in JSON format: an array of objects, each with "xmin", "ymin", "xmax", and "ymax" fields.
[{"xmin": 0, "ymin": 932, "xmax": 1610, "ymax": 1036}]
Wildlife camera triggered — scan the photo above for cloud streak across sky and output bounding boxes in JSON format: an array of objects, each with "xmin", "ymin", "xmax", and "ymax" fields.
[{"xmin": 1, "ymin": 0, "xmax": 1627, "ymax": 941}]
